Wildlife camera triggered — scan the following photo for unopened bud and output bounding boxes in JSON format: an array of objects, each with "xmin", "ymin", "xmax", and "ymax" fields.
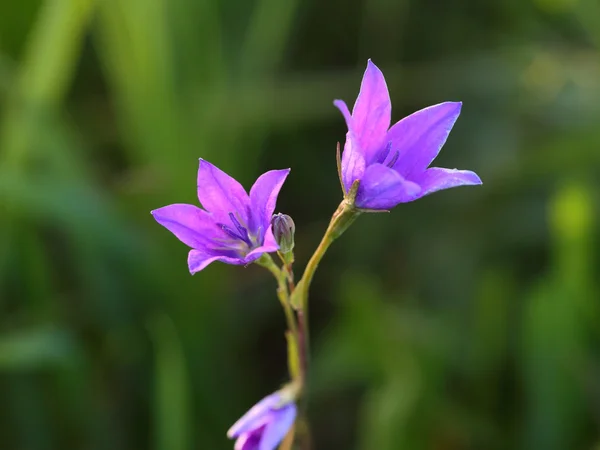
[{"xmin": 272, "ymin": 213, "xmax": 295, "ymax": 254}]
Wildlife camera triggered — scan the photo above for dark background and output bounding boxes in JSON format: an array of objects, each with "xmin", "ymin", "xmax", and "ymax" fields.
[{"xmin": 1, "ymin": 0, "xmax": 599, "ymax": 449}]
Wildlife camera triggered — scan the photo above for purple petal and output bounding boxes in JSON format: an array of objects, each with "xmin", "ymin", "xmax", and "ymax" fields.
[
  {"xmin": 350, "ymin": 60, "xmax": 391, "ymax": 161},
  {"xmin": 245, "ymin": 227, "xmax": 279, "ymax": 262},
  {"xmin": 355, "ymin": 164, "xmax": 421, "ymax": 210},
  {"xmin": 227, "ymin": 393, "xmax": 282, "ymax": 439},
  {"xmin": 387, "ymin": 102, "xmax": 462, "ymax": 179},
  {"xmin": 197, "ymin": 159, "xmax": 250, "ymax": 224},
  {"xmin": 334, "ymin": 99, "xmax": 364, "ymax": 191},
  {"xmin": 340, "ymin": 133, "xmax": 366, "ymax": 192},
  {"xmin": 235, "ymin": 429, "xmax": 263, "ymax": 450},
  {"xmin": 249, "ymin": 169, "xmax": 290, "ymax": 234},
  {"xmin": 258, "ymin": 404, "xmax": 297, "ymax": 450},
  {"xmin": 188, "ymin": 249, "xmax": 244, "ymax": 274},
  {"xmin": 411, "ymin": 167, "xmax": 482, "ymax": 200},
  {"xmin": 333, "ymin": 99, "xmax": 353, "ymax": 130},
  {"xmin": 151, "ymin": 204, "xmax": 221, "ymax": 249}
]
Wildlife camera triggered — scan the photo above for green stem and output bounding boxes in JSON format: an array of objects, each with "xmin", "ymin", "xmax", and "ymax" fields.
[
  {"xmin": 257, "ymin": 254, "xmax": 298, "ymax": 343},
  {"xmin": 291, "ymin": 196, "xmax": 361, "ymax": 312},
  {"xmin": 296, "ymin": 307, "xmax": 308, "ymax": 384},
  {"xmin": 259, "ymin": 187, "xmax": 362, "ymax": 450},
  {"xmin": 256, "ymin": 253, "xmax": 304, "ymax": 384},
  {"xmin": 288, "ymin": 195, "xmax": 361, "ymax": 450}
]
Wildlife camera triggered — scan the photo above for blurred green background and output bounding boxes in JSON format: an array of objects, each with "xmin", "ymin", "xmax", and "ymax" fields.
[{"xmin": 1, "ymin": 0, "xmax": 599, "ymax": 449}]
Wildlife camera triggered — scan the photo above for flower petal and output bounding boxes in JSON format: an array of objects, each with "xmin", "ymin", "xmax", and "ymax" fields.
[
  {"xmin": 235, "ymin": 430, "xmax": 263, "ymax": 450},
  {"xmin": 356, "ymin": 164, "xmax": 421, "ymax": 210},
  {"xmin": 151, "ymin": 204, "xmax": 220, "ymax": 249},
  {"xmin": 350, "ymin": 60, "xmax": 391, "ymax": 161},
  {"xmin": 227, "ymin": 393, "xmax": 282, "ymax": 439},
  {"xmin": 249, "ymin": 169, "xmax": 290, "ymax": 235},
  {"xmin": 187, "ymin": 249, "xmax": 244, "ymax": 274},
  {"xmin": 245, "ymin": 227, "xmax": 279, "ymax": 262},
  {"xmin": 340, "ymin": 133, "xmax": 366, "ymax": 192},
  {"xmin": 387, "ymin": 102, "xmax": 462, "ymax": 179},
  {"xmin": 258, "ymin": 404, "xmax": 297, "ymax": 450},
  {"xmin": 234, "ymin": 434, "xmax": 249, "ymax": 450},
  {"xmin": 411, "ymin": 167, "xmax": 482, "ymax": 200},
  {"xmin": 197, "ymin": 159, "xmax": 250, "ymax": 224},
  {"xmin": 333, "ymin": 99, "xmax": 353, "ymax": 130}
]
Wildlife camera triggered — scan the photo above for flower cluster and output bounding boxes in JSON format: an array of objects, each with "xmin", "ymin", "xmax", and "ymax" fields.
[{"xmin": 151, "ymin": 60, "xmax": 481, "ymax": 450}]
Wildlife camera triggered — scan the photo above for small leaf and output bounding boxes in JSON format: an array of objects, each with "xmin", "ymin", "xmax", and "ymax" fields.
[{"xmin": 289, "ymin": 280, "xmax": 304, "ymax": 310}]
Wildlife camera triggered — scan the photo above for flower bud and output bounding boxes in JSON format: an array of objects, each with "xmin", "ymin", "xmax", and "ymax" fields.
[{"xmin": 272, "ymin": 213, "xmax": 295, "ymax": 254}]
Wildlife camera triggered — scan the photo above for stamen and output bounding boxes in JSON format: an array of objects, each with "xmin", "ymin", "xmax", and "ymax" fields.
[
  {"xmin": 255, "ymin": 225, "xmax": 263, "ymax": 243},
  {"xmin": 229, "ymin": 213, "xmax": 247, "ymax": 236},
  {"xmin": 376, "ymin": 141, "xmax": 393, "ymax": 164},
  {"xmin": 385, "ymin": 150, "xmax": 399, "ymax": 168},
  {"xmin": 228, "ymin": 212, "xmax": 252, "ymax": 245},
  {"xmin": 220, "ymin": 224, "xmax": 243, "ymax": 241}
]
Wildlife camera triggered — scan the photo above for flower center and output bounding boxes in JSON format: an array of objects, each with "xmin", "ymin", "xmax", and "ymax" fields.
[
  {"xmin": 375, "ymin": 141, "xmax": 393, "ymax": 164},
  {"xmin": 374, "ymin": 141, "xmax": 399, "ymax": 168},
  {"xmin": 384, "ymin": 150, "xmax": 399, "ymax": 168},
  {"xmin": 219, "ymin": 212, "xmax": 254, "ymax": 247}
]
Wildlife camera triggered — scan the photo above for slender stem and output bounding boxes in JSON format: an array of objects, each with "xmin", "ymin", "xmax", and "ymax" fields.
[
  {"xmin": 260, "ymin": 191, "xmax": 361, "ymax": 450},
  {"xmin": 280, "ymin": 291, "xmax": 299, "ymax": 347},
  {"xmin": 257, "ymin": 255, "xmax": 299, "ymax": 354},
  {"xmin": 296, "ymin": 308, "xmax": 308, "ymax": 384},
  {"xmin": 284, "ymin": 263, "xmax": 295, "ymax": 292},
  {"xmin": 286, "ymin": 196, "xmax": 361, "ymax": 450},
  {"xmin": 292, "ymin": 197, "xmax": 361, "ymax": 312}
]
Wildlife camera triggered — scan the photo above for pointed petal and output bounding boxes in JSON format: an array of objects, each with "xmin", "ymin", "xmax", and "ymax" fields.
[
  {"xmin": 234, "ymin": 433, "xmax": 251, "ymax": 450},
  {"xmin": 235, "ymin": 431, "xmax": 263, "ymax": 450},
  {"xmin": 411, "ymin": 167, "xmax": 482, "ymax": 200},
  {"xmin": 335, "ymin": 99, "xmax": 365, "ymax": 191},
  {"xmin": 350, "ymin": 60, "xmax": 391, "ymax": 160},
  {"xmin": 340, "ymin": 133, "xmax": 366, "ymax": 192},
  {"xmin": 245, "ymin": 227, "xmax": 279, "ymax": 262},
  {"xmin": 227, "ymin": 393, "xmax": 281, "ymax": 439},
  {"xmin": 197, "ymin": 159, "xmax": 250, "ymax": 224},
  {"xmin": 387, "ymin": 102, "xmax": 462, "ymax": 178},
  {"xmin": 356, "ymin": 164, "xmax": 421, "ymax": 210},
  {"xmin": 249, "ymin": 169, "xmax": 290, "ymax": 234},
  {"xmin": 333, "ymin": 99, "xmax": 353, "ymax": 129},
  {"xmin": 259, "ymin": 405, "xmax": 297, "ymax": 450},
  {"xmin": 151, "ymin": 204, "xmax": 220, "ymax": 249},
  {"xmin": 188, "ymin": 249, "xmax": 244, "ymax": 274}
]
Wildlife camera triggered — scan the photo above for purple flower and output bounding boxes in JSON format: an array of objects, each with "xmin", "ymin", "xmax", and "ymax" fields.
[
  {"xmin": 151, "ymin": 159, "xmax": 290, "ymax": 274},
  {"xmin": 334, "ymin": 60, "xmax": 482, "ymax": 210},
  {"xmin": 227, "ymin": 392, "xmax": 297, "ymax": 450}
]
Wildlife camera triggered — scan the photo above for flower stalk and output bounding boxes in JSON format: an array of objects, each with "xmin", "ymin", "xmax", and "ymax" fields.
[
  {"xmin": 258, "ymin": 185, "xmax": 361, "ymax": 450},
  {"xmin": 291, "ymin": 180, "xmax": 361, "ymax": 312},
  {"xmin": 256, "ymin": 254, "xmax": 300, "ymax": 381},
  {"xmin": 151, "ymin": 59, "xmax": 482, "ymax": 450}
]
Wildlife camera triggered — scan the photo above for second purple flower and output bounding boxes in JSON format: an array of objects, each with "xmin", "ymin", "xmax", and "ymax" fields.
[{"xmin": 334, "ymin": 59, "xmax": 482, "ymax": 210}]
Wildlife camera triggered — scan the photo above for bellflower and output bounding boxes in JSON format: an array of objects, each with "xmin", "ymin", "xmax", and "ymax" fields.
[
  {"xmin": 334, "ymin": 60, "xmax": 482, "ymax": 210},
  {"xmin": 151, "ymin": 159, "xmax": 289, "ymax": 274},
  {"xmin": 227, "ymin": 392, "xmax": 297, "ymax": 450}
]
